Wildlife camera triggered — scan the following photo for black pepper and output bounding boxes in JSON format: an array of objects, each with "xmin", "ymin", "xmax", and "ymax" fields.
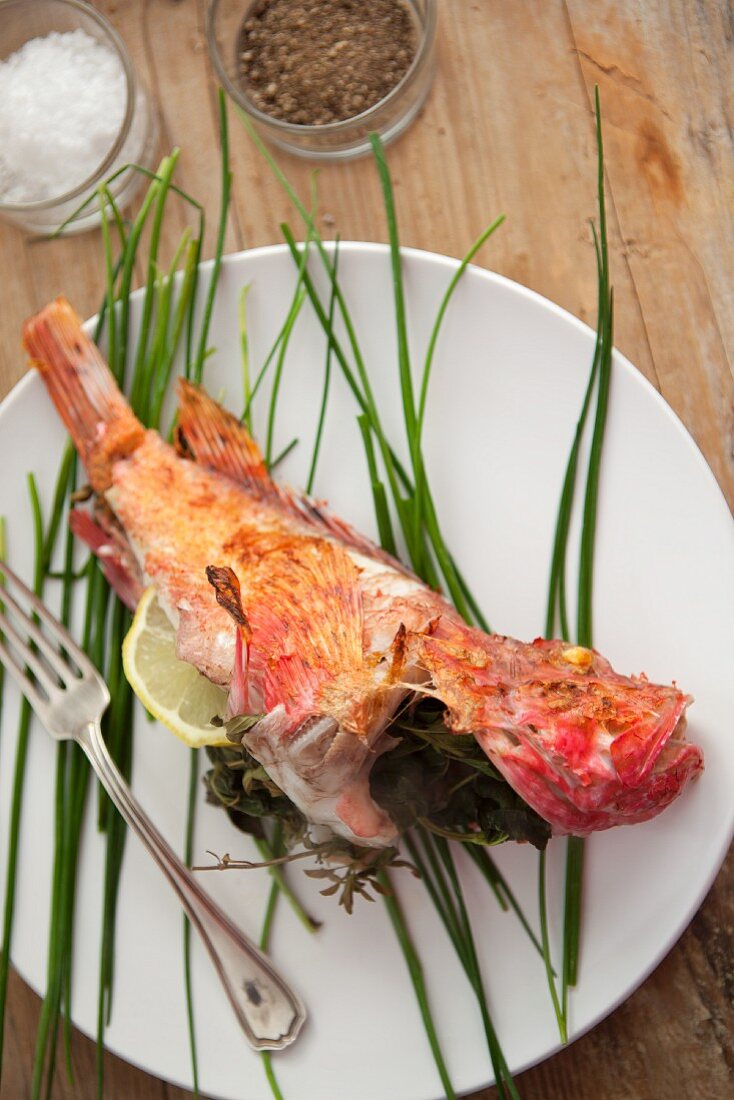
[{"xmin": 238, "ymin": 0, "xmax": 418, "ymax": 126}]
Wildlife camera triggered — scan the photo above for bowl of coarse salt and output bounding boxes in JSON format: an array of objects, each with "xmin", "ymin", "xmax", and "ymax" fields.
[{"xmin": 0, "ymin": 0, "xmax": 158, "ymax": 234}]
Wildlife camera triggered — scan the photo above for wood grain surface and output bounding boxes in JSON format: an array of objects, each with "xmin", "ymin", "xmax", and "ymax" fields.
[{"xmin": 1, "ymin": 1, "xmax": 732, "ymax": 1098}]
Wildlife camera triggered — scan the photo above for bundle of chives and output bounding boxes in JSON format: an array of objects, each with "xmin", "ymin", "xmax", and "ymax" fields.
[
  {"xmin": 238, "ymin": 89, "xmax": 614, "ymax": 1097},
  {"xmin": 0, "ymin": 91, "xmax": 235, "ymax": 1098},
  {"xmin": 239, "ymin": 117, "xmax": 511, "ymax": 1093},
  {"xmin": 0, "ymin": 75, "xmax": 617, "ymax": 1100}
]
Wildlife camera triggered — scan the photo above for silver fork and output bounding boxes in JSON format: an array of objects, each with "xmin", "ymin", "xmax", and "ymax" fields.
[{"xmin": 0, "ymin": 559, "xmax": 306, "ymax": 1052}]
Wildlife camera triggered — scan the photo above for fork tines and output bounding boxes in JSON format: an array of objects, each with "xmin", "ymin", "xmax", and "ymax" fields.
[{"xmin": 0, "ymin": 557, "xmax": 97, "ymax": 711}]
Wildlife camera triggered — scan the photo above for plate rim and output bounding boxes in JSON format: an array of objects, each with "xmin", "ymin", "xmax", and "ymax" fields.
[{"xmin": 3, "ymin": 241, "xmax": 733, "ymax": 1099}]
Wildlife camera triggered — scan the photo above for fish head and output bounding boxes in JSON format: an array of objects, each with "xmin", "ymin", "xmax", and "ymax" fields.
[{"xmin": 411, "ymin": 626, "xmax": 703, "ymax": 835}]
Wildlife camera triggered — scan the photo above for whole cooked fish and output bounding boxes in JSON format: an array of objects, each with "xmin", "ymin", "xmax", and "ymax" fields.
[{"xmin": 23, "ymin": 298, "xmax": 703, "ymax": 846}]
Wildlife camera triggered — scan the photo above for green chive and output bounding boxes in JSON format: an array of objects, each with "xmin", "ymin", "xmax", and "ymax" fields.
[
  {"xmin": 0, "ymin": 517, "xmax": 5, "ymax": 739},
  {"xmin": 269, "ymin": 438, "xmax": 299, "ymax": 472},
  {"xmin": 149, "ymin": 234, "xmax": 199, "ymax": 431},
  {"xmin": 0, "ymin": 476, "xmax": 45, "ymax": 1089},
  {"xmin": 369, "ymin": 135, "xmax": 417, "ymax": 441},
  {"xmin": 98, "ymin": 187, "xmax": 118, "ymax": 380},
  {"xmin": 30, "ymin": 451, "xmax": 79, "ymax": 1097},
  {"xmin": 130, "ymin": 152, "xmax": 180, "ymax": 411},
  {"xmin": 239, "ymin": 285, "xmax": 253, "ymax": 431},
  {"xmin": 537, "ymin": 849, "xmax": 566, "ymax": 1043},
  {"xmin": 258, "ymin": 825, "xmax": 286, "ymax": 1100},
  {"xmin": 306, "ymin": 235, "xmax": 340, "ymax": 495},
  {"xmin": 561, "ymin": 836, "xmax": 585, "ymax": 1009},
  {"xmin": 411, "ymin": 833, "xmax": 520, "ymax": 1098},
  {"xmin": 356, "ymin": 416, "xmax": 396, "ymax": 556},
  {"xmin": 464, "ymin": 845, "xmax": 546, "ymax": 961},
  {"xmin": 183, "ymin": 749, "xmax": 200, "ymax": 1097},
  {"xmin": 266, "ymin": 287, "xmax": 306, "ymax": 466},
  {"xmin": 242, "ymin": 122, "xmax": 408, "ymax": 546},
  {"xmin": 253, "ymin": 836, "xmax": 320, "ymax": 937},
  {"xmin": 193, "ymin": 91, "xmax": 232, "ymax": 384},
  {"xmin": 543, "ymin": 87, "xmax": 613, "ymax": 1040},
  {"xmin": 42, "ymin": 444, "xmax": 75, "ymax": 571},
  {"xmin": 379, "ymin": 869, "xmax": 457, "ymax": 1100},
  {"xmin": 242, "ymin": 275, "xmax": 303, "ymax": 421}
]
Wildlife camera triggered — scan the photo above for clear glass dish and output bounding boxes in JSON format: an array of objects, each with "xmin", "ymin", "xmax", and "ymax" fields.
[
  {"xmin": 0, "ymin": 0, "xmax": 158, "ymax": 235},
  {"xmin": 206, "ymin": 0, "xmax": 437, "ymax": 160}
]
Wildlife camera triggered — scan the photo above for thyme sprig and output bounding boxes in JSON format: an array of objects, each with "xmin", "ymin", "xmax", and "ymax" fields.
[
  {"xmin": 196, "ymin": 800, "xmax": 413, "ymax": 917},
  {"xmin": 302, "ymin": 843, "xmax": 415, "ymax": 916}
]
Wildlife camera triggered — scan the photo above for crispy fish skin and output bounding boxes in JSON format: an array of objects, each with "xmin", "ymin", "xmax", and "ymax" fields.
[
  {"xmin": 24, "ymin": 298, "xmax": 450, "ymax": 846},
  {"xmin": 23, "ymin": 297, "xmax": 704, "ymax": 845}
]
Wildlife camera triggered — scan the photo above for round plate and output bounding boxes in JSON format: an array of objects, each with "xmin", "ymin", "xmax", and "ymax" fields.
[{"xmin": 1, "ymin": 245, "xmax": 733, "ymax": 1100}]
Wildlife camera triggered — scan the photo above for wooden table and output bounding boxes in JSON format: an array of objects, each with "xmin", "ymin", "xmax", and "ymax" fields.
[{"xmin": 1, "ymin": 2, "xmax": 732, "ymax": 1097}]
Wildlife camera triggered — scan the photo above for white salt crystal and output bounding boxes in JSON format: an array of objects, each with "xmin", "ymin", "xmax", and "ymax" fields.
[{"xmin": 0, "ymin": 29, "xmax": 127, "ymax": 204}]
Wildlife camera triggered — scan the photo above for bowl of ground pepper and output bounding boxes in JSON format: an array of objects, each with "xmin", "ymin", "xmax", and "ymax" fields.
[{"xmin": 206, "ymin": 0, "xmax": 437, "ymax": 159}]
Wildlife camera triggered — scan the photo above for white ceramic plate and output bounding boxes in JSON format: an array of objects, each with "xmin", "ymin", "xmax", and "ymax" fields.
[{"xmin": 1, "ymin": 245, "xmax": 733, "ymax": 1100}]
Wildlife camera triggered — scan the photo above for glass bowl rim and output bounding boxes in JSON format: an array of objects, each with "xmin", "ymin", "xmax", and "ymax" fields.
[
  {"xmin": 0, "ymin": 0, "xmax": 136, "ymax": 212},
  {"xmin": 206, "ymin": 0, "xmax": 437, "ymax": 137}
]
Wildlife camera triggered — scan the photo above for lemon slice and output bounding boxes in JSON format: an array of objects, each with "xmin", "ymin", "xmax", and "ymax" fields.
[{"xmin": 122, "ymin": 587, "xmax": 230, "ymax": 748}]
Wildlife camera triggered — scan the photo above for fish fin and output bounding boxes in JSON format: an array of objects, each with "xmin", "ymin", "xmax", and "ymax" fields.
[
  {"xmin": 609, "ymin": 692, "xmax": 692, "ymax": 786},
  {"xmin": 280, "ymin": 492, "xmax": 416, "ymax": 576},
  {"xmin": 69, "ymin": 509, "xmax": 142, "ymax": 610},
  {"xmin": 251, "ymin": 537, "xmax": 365, "ymax": 719},
  {"xmin": 177, "ymin": 380, "xmax": 414, "ymax": 576},
  {"xmin": 23, "ymin": 298, "xmax": 145, "ymax": 493},
  {"xmin": 177, "ymin": 381, "xmax": 272, "ymax": 494},
  {"xmin": 207, "ymin": 536, "xmax": 366, "ymax": 725},
  {"xmin": 335, "ymin": 781, "xmax": 396, "ymax": 841},
  {"xmin": 264, "ymin": 653, "xmax": 326, "ymax": 721},
  {"xmin": 387, "ymin": 623, "xmax": 408, "ymax": 683},
  {"xmin": 205, "ymin": 564, "xmax": 252, "ymax": 635},
  {"xmin": 206, "ymin": 565, "xmax": 254, "ymax": 715}
]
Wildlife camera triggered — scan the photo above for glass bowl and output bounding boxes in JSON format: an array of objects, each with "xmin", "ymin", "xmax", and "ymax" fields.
[
  {"xmin": 0, "ymin": 0, "xmax": 158, "ymax": 234},
  {"xmin": 206, "ymin": 0, "xmax": 437, "ymax": 160}
]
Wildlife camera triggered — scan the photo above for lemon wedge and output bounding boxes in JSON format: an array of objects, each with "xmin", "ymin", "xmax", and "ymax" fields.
[{"xmin": 122, "ymin": 586, "xmax": 230, "ymax": 748}]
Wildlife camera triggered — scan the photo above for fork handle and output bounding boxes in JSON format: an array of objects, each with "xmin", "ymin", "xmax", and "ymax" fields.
[{"xmin": 78, "ymin": 721, "xmax": 306, "ymax": 1051}]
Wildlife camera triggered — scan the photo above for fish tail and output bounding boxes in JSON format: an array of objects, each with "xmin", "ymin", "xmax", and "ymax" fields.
[{"xmin": 23, "ymin": 297, "xmax": 145, "ymax": 492}]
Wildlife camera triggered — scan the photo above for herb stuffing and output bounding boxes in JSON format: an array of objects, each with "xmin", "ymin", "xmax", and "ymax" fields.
[{"xmin": 205, "ymin": 696, "xmax": 551, "ymax": 866}]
